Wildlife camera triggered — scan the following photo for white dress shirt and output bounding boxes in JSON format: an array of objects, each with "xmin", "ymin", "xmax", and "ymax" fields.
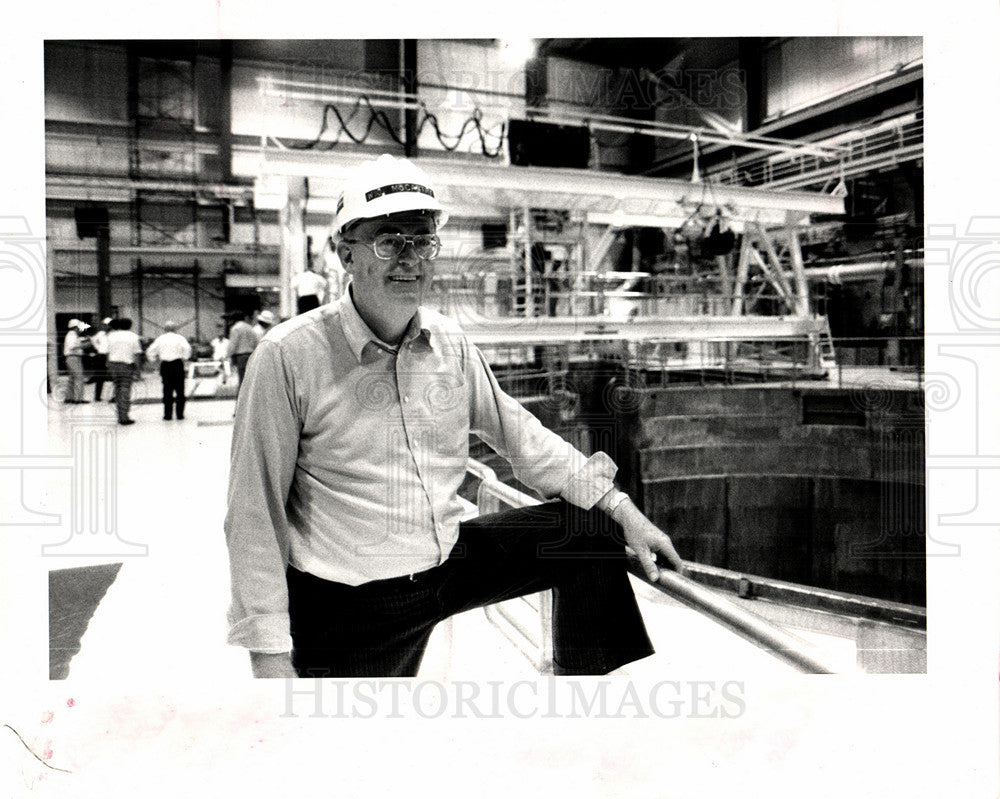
[
  {"xmin": 146, "ymin": 331, "xmax": 192, "ymax": 363},
  {"xmin": 106, "ymin": 330, "xmax": 142, "ymax": 364},
  {"xmin": 224, "ymin": 293, "xmax": 617, "ymax": 653},
  {"xmin": 291, "ymin": 270, "xmax": 327, "ymax": 298}
]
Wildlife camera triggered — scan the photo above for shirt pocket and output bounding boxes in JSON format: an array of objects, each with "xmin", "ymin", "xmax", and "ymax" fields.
[{"xmin": 420, "ymin": 370, "xmax": 470, "ymax": 456}]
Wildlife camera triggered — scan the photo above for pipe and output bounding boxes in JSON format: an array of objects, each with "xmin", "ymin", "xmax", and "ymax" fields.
[
  {"xmin": 800, "ymin": 258, "xmax": 923, "ymax": 285},
  {"xmin": 636, "ymin": 562, "xmax": 857, "ymax": 674},
  {"xmin": 467, "ymin": 457, "xmax": 853, "ymax": 673}
]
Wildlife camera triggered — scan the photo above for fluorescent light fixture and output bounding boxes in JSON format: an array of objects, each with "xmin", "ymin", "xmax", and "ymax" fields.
[{"xmin": 498, "ymin": 39, "xmax": 536, "ymax": 66}]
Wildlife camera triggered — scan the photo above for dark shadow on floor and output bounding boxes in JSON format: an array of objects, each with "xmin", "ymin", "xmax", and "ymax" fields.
[{"xmin": 49, "ymin": 563, "xmax": 122, "ymax": 680}]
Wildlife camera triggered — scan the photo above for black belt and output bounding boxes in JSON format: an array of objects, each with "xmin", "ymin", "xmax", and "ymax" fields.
[
  {"xmin": 291, "ymin": 563, "xmax": 442, "ymax": 591},
  {"xmin": 370, "ymin": 563, "xmax": 441, "ymax": 587}
]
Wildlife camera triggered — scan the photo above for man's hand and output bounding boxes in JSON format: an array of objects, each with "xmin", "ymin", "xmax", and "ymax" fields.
[
  {"xmin": 613, "ymin": 500, "xmax": 686, "ymax": 582},
  {"xmin": 250, "ymin": 651, "xmax": 297, "ymax": 678}
]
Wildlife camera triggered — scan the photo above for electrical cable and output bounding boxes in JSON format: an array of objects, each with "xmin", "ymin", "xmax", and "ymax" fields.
[{"xmin": 273, "ymin": 94, "xmax": 507, "ymax": 157}]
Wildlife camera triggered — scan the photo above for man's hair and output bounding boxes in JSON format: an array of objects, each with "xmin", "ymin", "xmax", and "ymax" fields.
[{"xmin": 116, "ymin": 318, "xmax": 133, "ymax": 331}]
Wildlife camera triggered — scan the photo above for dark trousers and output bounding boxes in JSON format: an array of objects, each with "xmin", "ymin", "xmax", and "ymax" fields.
[
  {"xmin": 296, "ymin": 294, "xmax": 321, "ymax": 314},
  {"xmin": 108, "ymin": 362, "xmax": 134, "ymax": 422},
  {"xmin": 159, "ymin": 359, "xmax": 186, "ymax": 419},
  {"xmin": 92, "ymin": 354, "xmax": 109, "ymax": 401},
  {"xmin": 287, "ymin": 500, "xmax": 654, "ymax": 678},
  {"xmin": 232, "ymin": 352, "xmax": 252, "ymax": 397}
]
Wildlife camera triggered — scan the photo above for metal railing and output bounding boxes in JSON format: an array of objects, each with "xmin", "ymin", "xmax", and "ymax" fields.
[
  {"xmin": 464, "ymin": 458, "xmax": 858, "ymax": 674},
  {"xmin": 715, "ymin": 110, "xmax": 923, "ymax": 191}
]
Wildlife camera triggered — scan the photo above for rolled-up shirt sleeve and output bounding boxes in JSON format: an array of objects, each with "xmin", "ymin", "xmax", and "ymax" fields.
[
  {"xmin": 465, "ymin": 344, "xmax": 617, "ymax": 509},
  {"xmin": 224, "ymin": 340, "xmax": 301, "ymax": 653}
]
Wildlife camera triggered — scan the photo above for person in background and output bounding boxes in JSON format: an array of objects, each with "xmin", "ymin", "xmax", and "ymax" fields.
[
  {"xmin": 90, "ymin": 317, "xmax": 112, "ymax": 402},
  {"xmin": 62, "ymin": 319, "xmax": 90, "ymax": 404},
  {"xmin": 226, "ymin": 310, "xmax": 261, "ymax": 399},
  {"xmin": 253, "ymin": 309, "xmax": 276, "ymax": 340},
  {"xmin": 210, "ymin": 322, "xmax": 231, "ymax": 386},
  {"xmin": 145, "ymin": 320, "xmax": 193, "ymax": 421},
  {"xmin": 225, "ymin": 154, "xmax": 685, "ymax": 680},
  {"xmin": 323, "ymin": 241, "xmax": 349, "ymax": 302},
  {"xmin": 291, "ymin": 263, "xmax": 328, "ymax": 314},
  {"xmin": 105, "ymin": 318, "xmax": 143, "ymax": 426}
]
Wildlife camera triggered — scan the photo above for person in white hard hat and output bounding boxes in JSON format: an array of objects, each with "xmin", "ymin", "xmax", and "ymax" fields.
[
  {"xmin": 62, "ymin": 319, "xmax": 90, "ymax": 404},
  {"xmin": 225, "ymin": 154, "xmax": 685, "ymax": 679},
  {"xmin": 253, "ymin": 309, "xmax": 276, "ymax": 339}
]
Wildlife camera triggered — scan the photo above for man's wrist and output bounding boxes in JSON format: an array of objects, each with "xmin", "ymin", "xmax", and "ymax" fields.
[{"xmin": 602, "ymin": 490, "xmax": 631, "ymax": 522}]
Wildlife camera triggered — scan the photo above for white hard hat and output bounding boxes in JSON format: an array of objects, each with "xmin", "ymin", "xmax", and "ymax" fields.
[
  {"xmin": 257, "ymin": 310, "xmax": 275, "ymax": 325},
  {"xmin": 333, "ymin": 154, "xmax": 448, "ymax": 236}
]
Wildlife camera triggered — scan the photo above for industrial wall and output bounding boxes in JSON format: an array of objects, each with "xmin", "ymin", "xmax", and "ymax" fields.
[
  {"xmin": 632, "ymin": 384, "xmax": 925, "ymax": 605},
  {"xmin": 470, "ymin": 371, "xmax": 924, "ymax": 606}
]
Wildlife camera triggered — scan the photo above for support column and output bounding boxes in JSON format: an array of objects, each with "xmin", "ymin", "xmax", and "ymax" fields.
[
  {"xmin": 47, "ymin": 243, "xmax": 58, "ymax": 396},
  {"xmin": 786, "ymin": 222, "xmax": 811, "ymax": 317},
  {"xmin": 731, "ymin": 236, "xmax": 751, "ymax": 315},
  {"xmin": 96, "ymin": 224, "xmax": 112, "ymax": 320},
  {"xmin": 279, "ymin": 178, "xmax": 308, "ymax": 319},
  {"xmin": 135, "ymin": 259, "xmax": 144, "ymax": 336},
  {"xmin": 193, "ymin": 261, "xmax": 201, "ymax": 340},
  {"xmin": 521, "ymin": 206, "xmax": 533, "ymax": 318},
  {"xmin": 738, "ymin": 38, "xmax": 764, "ymax": 133},
  {"xmin": 218, "ymin": 41, "xmax": 233, "ymax": 183}
]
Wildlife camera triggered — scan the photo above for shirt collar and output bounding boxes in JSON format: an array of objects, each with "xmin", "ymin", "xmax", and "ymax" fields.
[{"xmin": 338, "ymin": 290, "xmax": 432, "ymax": 364}]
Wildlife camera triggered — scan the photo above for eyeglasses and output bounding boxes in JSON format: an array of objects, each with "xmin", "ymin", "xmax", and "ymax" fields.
[{"xmin": 343, "ymin": 233, "xmax": 441, "ymax": 261}]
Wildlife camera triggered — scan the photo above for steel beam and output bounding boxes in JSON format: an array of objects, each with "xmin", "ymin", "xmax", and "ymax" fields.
[
  {"xmin": 460, "ymin": 313, "xmax": 830, "ymax": 345},
  {"xmin": 234, "ymin": 148, "xmax": 845, "ymax": 222},
  {"xmin": 786, "ymin": 224, "xmax": 811, "ymax": 317},
  {"xmin": 748, "ymin": 221, "xmax": 795, "ymax": 302}
]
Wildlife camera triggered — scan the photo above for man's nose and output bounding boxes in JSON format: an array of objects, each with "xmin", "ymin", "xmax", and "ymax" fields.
[{"xmin": 396, "ymin": 240, "xmax": 420, "ymax": 266}]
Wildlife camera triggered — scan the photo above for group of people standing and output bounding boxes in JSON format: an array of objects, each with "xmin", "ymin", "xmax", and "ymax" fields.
[
  {"xmin": 62, "ymin": 266, "xmax": 330, "ymax": 424},
  {"xmin": 62, "ymin": 316, "xmax": 143, "ymax": 425},
  {"xmin": 62, "ymin": 316, "xmax": 190, "ymax": 425}
]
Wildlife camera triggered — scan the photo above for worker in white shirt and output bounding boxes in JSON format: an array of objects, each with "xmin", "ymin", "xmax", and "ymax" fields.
[
  {"xmin": 145, "ymin": 320, "xmax": 193, "ymax": 421},
  {"xmin": 210, "ymin": 323, "xmax": 231, "ymax": 386},
  {"xmin": 290, "ymin": 263, "xmax": 328, "ymax": 314},
  {"xmin": 106, "ymin": 318, "xmax": 143, "ymax": 426},
  {"xmin": 62, "ymin": 319, "xmax": 90, "ymax": 404},
  {"xmin": 90, "ymin": 317, "xmax": 112, "ymax": 402}
]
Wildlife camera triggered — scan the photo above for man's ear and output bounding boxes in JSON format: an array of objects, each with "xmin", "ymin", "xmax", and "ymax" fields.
[{"xmin": 335, "ymin": 240, "xmax": 354, "ymax": 270}]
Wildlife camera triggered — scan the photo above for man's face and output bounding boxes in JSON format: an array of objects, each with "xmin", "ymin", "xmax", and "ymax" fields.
[{"xmin": 338, "ymin": 211, "xmax": 436, "ymax": 321}]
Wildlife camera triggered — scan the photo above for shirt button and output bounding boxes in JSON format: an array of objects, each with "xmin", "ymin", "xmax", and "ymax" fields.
[{"xmin": 403, "ymin": 395, "xmax": 409, "ymax": 403}]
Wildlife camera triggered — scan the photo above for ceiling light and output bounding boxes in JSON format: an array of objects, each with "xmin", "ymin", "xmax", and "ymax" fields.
[{"xmin": 498, "ymin": 39, "xmax": 536, "ymax": 67}]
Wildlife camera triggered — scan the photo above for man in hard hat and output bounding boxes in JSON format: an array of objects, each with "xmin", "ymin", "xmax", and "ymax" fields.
[
  {"xmin": 62, "ymin": 319, "xmax": 90, "ymax": 404},
  {"xmin": 253, "ymin": 309, "xmax": 276, "ymax": 340},
  {"xmin": 225, "ymin": 154, "xmax": 684, "ymax": 679}
]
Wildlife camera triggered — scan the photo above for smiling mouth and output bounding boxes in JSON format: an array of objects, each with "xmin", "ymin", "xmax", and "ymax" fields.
[{"xmin": 387, "ymin": 275, "xmax": 421, "ymax": 283}]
